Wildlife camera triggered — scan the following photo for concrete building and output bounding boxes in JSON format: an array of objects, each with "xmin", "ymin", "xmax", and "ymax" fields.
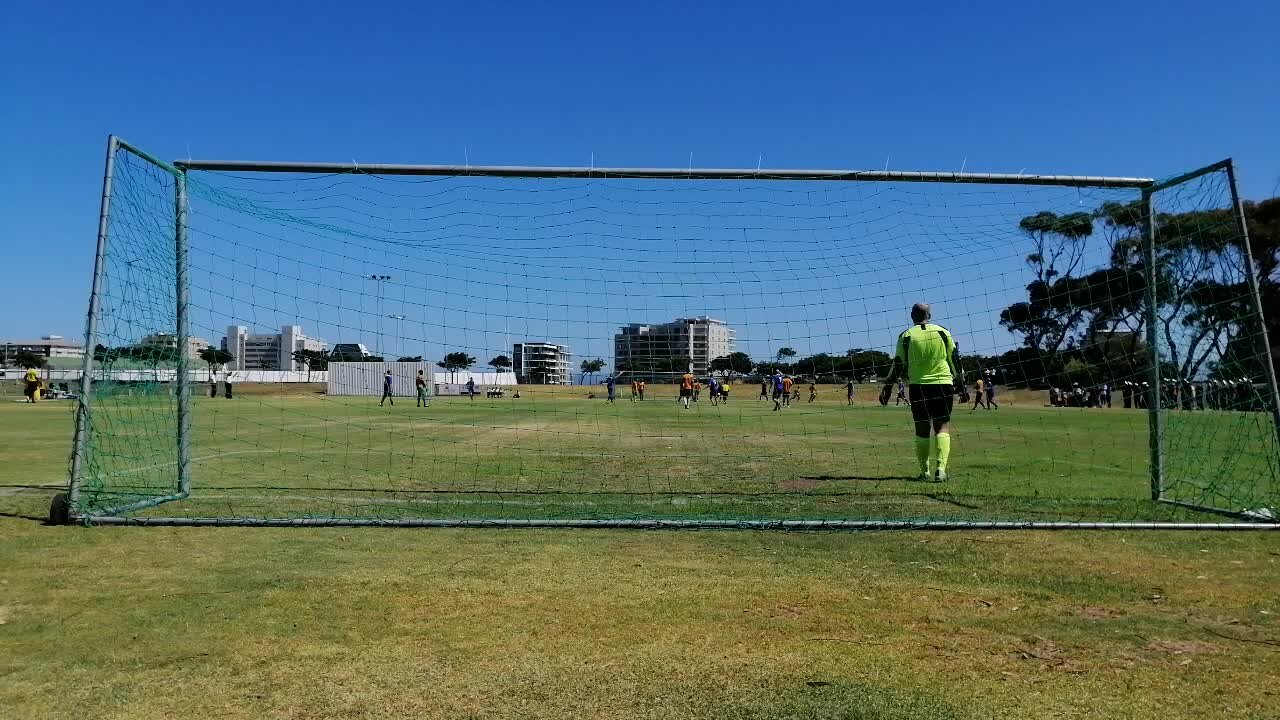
[
  {"xmin": 139, "ymin": 333, "xmax": 211, "ymax": 360},
  {"xmin": 613, "ymin": 316, "xmax": 736, "ymax": 378},
  {"xmin": 512, "ymin": 342, "xmax": 572, "ymax": 384},
  {"xmin": 330, "ymin": 343, "xmax": 375, "ymax": 362},
  {"xmin": 222, "ymin": 325, "xmax": 327, "ymax": 371},
  {"xmin": 2, "ymin": 335, "xmax": 85, "ymax": 364}
]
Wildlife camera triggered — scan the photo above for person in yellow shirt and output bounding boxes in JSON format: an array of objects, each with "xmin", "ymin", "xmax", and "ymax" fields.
[
  {"xmin": 879, "ymin": 303, "xmax": 962, "ymax": 482},
  {"xmin": 23, "ymin": 367, "xmax": 40, "ymax": 403}
]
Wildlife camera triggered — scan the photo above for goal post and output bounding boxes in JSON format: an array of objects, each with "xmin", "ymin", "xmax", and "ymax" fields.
[
  {"xmin": 1145, "ymin": 160, "xmax": 1280, "ymax": 520},
  {"xmin": 61, "ymin": 137, "xmax": 1280, "ymax": 528}
]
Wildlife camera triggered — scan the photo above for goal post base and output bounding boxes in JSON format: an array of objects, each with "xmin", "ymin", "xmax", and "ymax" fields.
[{"xmin": 48, "ymin": 493, "xmax": 70, "ymax": 526}]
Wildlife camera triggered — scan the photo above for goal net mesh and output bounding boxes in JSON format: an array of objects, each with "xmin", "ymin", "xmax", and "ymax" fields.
[{"xmin": 72, "ymin": 144, "xmax": 1280, "ymax": 526}]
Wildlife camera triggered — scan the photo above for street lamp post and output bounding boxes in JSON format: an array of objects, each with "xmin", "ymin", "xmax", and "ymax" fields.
[
  {"xmin": 387, "ymin": 314, "xmax": 406, "ymax": 359},
  {"xmin": 369, "ymin": 275, "xmax": 391, "ymax": 358}
]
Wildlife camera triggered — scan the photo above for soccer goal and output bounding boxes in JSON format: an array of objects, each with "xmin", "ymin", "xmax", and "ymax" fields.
[{"xmin": 56, "ymin": 135, "xmax": 1280, "ymax": 528}]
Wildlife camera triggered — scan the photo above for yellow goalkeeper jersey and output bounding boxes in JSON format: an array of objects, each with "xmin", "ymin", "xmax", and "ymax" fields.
[{"xmin": 894, "ymin": 323, "xmax": 958, "ymax": 385}]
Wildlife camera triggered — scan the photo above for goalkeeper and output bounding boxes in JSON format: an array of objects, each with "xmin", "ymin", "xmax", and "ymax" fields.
[{"xmin": 879, "ymin": 303, "xmax": 962, "ymax": 482}]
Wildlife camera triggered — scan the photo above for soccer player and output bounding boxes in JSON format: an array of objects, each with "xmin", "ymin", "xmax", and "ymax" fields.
[
  {"xmin": 808, "ymin": 383, "xmax": 817, "ymax": 403},
  {"xmin": 23, "ymin": 366, "xmax": 40, "ymax": 403},
  {"xmin": 879, "ymin": 303, "xmax": 961, "ymax": 482},
  {"xmin": 707, "ymin": 376, "xmax": 720, "ymax": 405},
  {"xmin": 631, "ymin": 379, "xmax": 639, "ymax": 403},
  {"xmin": 895, "ymin": 381, "xmax": 907, "ymax": 406},
  {"xmin": 782, "ymin": 375, "xmax": 794, "ymax": 407},
  {"xmin": 772, "ymin": 371, "xmax": 785, "ymax": 412},
  {"xmin": 380, "ymin": 370, "xmax": 394, "ymax": 406},
  {"xmin": 759, "ymin": 378, "xmax": 769, "ymax": 401},
  {"xmin": 679, "ymin": 371, "xmax": 695, "ymax": 409},
  {"xmin": 605, "ymin": 374, "xmax": 617, "ymax": 403},
  {"xmin": 721, "ymin": 382, "xmax": 730, "ymax": 404},
  {"xmin": 638, "ymin": 380, "xmax": 646, "ymax": 401},
  {"xmin": 984, "ymin": 369, "xmax": 999, "ymax": 409},
  {"xmin": 416, "ymin": 370, "xmax": 430, "ymax": 407},
  {"xmin": 972, "ymin": 376, "xmax": 987, "ymax": 410},
  {"xmin": 465, "ymin": 377, "xmax": 476, "ymax": 401},
  {"xmin": 693, "ymin": 380, "xmax": 702, "ymax": 403},
  {"xmin": 845, "ymin": 379, "xmax": 855, "ymax": 405}
]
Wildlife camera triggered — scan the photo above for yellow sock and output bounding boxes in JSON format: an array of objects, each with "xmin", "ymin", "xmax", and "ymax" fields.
[
  {"xmin": 935, "ymin": 432, "xmax": 951, "ymax": 472},
  {"xmin": 915, "ymin": 437, "xmax": 931, "ymax": 475}
]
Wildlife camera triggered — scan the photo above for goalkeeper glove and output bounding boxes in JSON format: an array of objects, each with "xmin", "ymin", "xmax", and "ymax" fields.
[{"xmin": 879, "ymin": 384, "xmax": 892, "ymax": 406}]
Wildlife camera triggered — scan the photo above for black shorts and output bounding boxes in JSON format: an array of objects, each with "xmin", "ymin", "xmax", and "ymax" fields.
[
  {"xmin": 908, "ymin": 383, "xmax": 953, "ymax": 424},
  {"xmin": 680, "ymin": 388, "xmax": 693, "ymax": 398}
]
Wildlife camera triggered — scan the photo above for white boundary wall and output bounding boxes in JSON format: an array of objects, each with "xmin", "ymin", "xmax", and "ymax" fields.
[
  {"xmin": 327, "ymin": 362, "xmax": 433, "ymax": 396},
  {"xmin": 1, "ymin": 368, "xmax": 327, "ymax": 383},
  {"xmin": 432, "ymin": 372, "xmax": 518, "ymax": 395}
]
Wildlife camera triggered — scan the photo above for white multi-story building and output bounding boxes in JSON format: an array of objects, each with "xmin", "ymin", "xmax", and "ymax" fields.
[
  {"xmin": 512, "ymin": 342, "xmax": 572, "ymax": 384},
  {"xmin": 3, "ymin": 336, "xmax": 85, "ymax": 359},
  {"xmin": 139, "ymin": 333, "xmax": 211, "ymax": 360},
  {"xmin": 222, "ymin": 325, "xmax": 327, "ymax": 371},
  {"xmin": 1, "ymin": 336, "xmax": 84, "ymax": 364},
  {"xmin": 614, "ymin": 316, "xmax": 735, "ymax": 378}
]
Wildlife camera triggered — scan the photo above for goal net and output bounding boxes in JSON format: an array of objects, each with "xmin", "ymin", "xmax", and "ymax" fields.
[{"xmin": 65, "ymin": 138, "xmax": 1280, "ymax": 527}]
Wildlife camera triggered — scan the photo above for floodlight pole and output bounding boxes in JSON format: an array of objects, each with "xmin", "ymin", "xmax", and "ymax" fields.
[
  {"xmin": 1226, "ymin": 161, "xmax": 1280, "ymax": 450},
  {"xmin": 175, "ymin": 168, "xmax": 192, "ymax": 496},
  {"xmin": 68, "ymin": 135, "xmax": 120, "ymax": 514},
  {"xmin": 1141, "ymin": 186, "xmax": 1164, "ymax": 501}
]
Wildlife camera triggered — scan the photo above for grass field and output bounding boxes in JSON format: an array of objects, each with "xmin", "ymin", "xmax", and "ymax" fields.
[
  {"xmin": 3, "ymin": 390, "xmax": 1279, "ymax": 718},
  {"xmin": 68, "ymin": 382, "xmax": 1280, "ymax": 524}
]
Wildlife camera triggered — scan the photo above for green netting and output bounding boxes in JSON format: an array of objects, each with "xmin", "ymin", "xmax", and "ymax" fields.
[
  {"xmin": 1150, "ymin": 170, "xmax": 1280, "ymax": 519},
  {"xmin": 77, "ymin": 145, "xmax": 182, "ymax": 516},
  {"xmin": 70, "ymin": 142, "xmax": 1280, "ymax": 526}
]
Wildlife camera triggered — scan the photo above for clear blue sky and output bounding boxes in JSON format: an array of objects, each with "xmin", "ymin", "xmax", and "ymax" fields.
[{"xmin": 3, "ymin": 0, "xmax": 1278, "ymax": 359}]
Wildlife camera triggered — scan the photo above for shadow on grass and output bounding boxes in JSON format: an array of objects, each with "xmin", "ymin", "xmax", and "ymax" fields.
[{"xmin": 0, "ymin": 486, "xmax": 57, "ymax": 524}]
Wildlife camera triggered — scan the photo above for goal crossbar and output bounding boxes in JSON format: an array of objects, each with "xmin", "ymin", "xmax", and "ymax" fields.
[{"xmin": 173, "ymin": 158, "xmax": 1154, "ymax": 189}]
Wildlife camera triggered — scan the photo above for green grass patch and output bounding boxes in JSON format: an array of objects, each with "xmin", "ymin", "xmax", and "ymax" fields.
[
  {"xmin": 64, "ymin": 386, "xmax": 1280, "ymax": 523},
  {"xmin": 2, "ymin": 395, "xmax": 1279, "ymax": 718}
]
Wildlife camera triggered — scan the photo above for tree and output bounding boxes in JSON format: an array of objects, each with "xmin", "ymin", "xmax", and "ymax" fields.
[
  {"xmin": 845, "ymin": 349, "xmax": 893, "ymax": 381},
  {"xmin": 775, "ymin": 347, "xmax": 797, "ymax": 363},
  {"xmin": 200, "ymin": 346, "xmax": 236, "ymax": 375},
  {"xmin": 436, "ymin": 351, "xmax": 476, "ymax": 382},
  {"xmin": 120, "ymin": 344, "xmax": 181, "ymax": 380},
  {"xmin": 579, "ymin": 358, "xmax": 605, "ymax": 384},
  {"xmin": 710, "ymin": 351, "xmax": 753, "ymax": 378},
  {"xmin": 1000, "ymin": 211, "xmax": 1096, "ymax": 356},
  {"xmin": 794, "ymin": 352, "xmax": 838, "ymax": 379},
  {"xmin": 13, "ymin": 350, "xmax": 45, "ymax": 369},
  {"xmin": 293, "ymin": 348, "xmax": 329, "ymax": 381},
  {"xmin": 997, "ymin": 193, "xmax": 1280, "ymax": 388},
  {"xmin": 1200, "ymin": 197, "xmax": 1280, "ymax": 381},
  {"xmin": 93, "ymin": 344, "xmax": 123, "ymax": 367},
  {"xmin": 489, "ymin": 355, "xmax": 513, "ymax": 373},
  {"xmin": 653, "ymin": 356, "xmax": 691, "ymax": 376},
  {"xmin": 396, "ymin": 355, "xmax": 423, "ymax": 363}
]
